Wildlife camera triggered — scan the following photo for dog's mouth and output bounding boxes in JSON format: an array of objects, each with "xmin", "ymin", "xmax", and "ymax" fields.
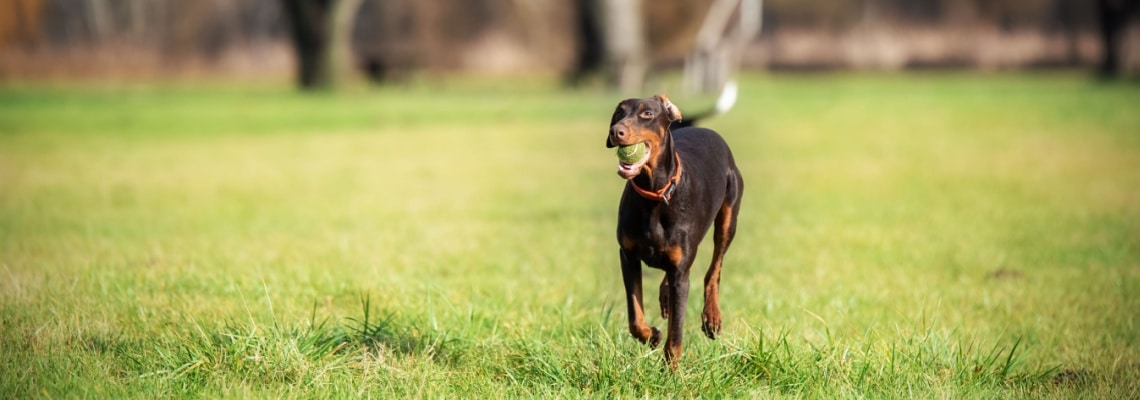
[{"xmin": 617, "ymin": 144, "xmax": 651, "ymax": 179}]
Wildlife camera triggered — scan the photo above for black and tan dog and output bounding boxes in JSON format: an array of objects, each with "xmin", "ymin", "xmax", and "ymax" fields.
[{"xmin": 606, "ymin": 94, "xmax": 744, "ymax": 369}]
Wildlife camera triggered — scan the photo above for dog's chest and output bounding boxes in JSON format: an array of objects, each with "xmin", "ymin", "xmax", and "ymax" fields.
[{"xmin": 619, "ymin": 205, "xmax": 697, "ymax": 268}]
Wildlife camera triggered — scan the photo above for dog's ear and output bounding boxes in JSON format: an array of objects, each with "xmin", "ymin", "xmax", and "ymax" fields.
[{"xmin": 655, "ymin": 94, "xmax": 682, "ymax": 122}]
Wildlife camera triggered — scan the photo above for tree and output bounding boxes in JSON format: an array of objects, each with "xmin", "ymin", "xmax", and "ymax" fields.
[
  {"xmin": 567, "ymin": 0, "xmax": 604, "ymax": 86},
  {"xmin": 280, "ymin": 0, "xmax": 364, "ymax": 90},
  {"xmin": 0, "ymin": 0, "xmax": 45, "ymax": 50},
  {"xmin": 685, "ymin": 0, "xmax": 761, "ymax": 94},
  {"xmin": 568, "ymin": 0, "xmax": 648, "ymax": 92},
  {"xmin": 1096, "ymin": 0, "xmax": 1139, "ymax": 78}
]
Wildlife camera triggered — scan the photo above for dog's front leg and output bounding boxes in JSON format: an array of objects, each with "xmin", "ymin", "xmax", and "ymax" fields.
[
  {"xmin": 620, "ymin": 248, "xmax": 661, "ymax": 348},
  {"xmin": 663, "ymin": 264, "xmax": 690, "ymax": 370}
]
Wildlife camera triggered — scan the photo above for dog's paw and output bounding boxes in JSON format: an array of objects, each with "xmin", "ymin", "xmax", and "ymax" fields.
[
  {"xmin": 648, "ymin": 327, "xmax": 662, "ymax": 349},
  {"xmin": 701, "ymin": 313, "xmax": 721, "ymax": 340}
]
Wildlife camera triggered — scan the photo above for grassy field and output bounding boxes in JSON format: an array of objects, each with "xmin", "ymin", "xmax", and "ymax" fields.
[{"xmin": 1, "ymin": 73, "xmax": 1138, "ymax": 398}]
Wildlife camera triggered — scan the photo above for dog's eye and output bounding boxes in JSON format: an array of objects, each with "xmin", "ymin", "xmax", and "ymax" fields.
[{"xmin": 639, "ymin": 111, "xmax": 654, "ymax": 119}]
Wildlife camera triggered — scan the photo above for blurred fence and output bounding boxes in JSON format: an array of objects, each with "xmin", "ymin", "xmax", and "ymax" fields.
[{"xmin": 1, "ymin": 0, "xmax": 1137, "ymax": 80}]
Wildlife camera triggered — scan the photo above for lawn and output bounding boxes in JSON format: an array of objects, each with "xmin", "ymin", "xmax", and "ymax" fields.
[{"xmin": 1, "ymin": 73, "xmax": 1138, "ymax": 398}]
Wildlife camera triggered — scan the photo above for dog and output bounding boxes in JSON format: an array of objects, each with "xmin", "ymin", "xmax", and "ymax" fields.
[{"xmin": 606, "ymin": 93, "xmax": 744, "ymax": 369}]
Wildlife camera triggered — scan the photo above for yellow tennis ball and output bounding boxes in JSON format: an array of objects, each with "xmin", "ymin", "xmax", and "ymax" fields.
[{"xmin": 616, "ymin": 142, "xmax": 647, "ymax": 163}]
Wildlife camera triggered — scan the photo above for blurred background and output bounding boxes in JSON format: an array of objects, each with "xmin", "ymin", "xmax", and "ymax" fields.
[
  {"xmin": 3, "ymin": 2, "xmax": 1140, "ymax": 397},
  {"xmin": 2, "ymin": 0, "xmax": 1139, "ymax": 88}
]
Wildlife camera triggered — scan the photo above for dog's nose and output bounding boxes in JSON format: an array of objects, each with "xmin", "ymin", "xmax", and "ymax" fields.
[{"xmin": 612, "ymin": 125, "xmax": 627, "ymax": 141}]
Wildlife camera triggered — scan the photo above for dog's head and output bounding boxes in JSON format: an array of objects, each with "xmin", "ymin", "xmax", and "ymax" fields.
[{"xmin": 607, "ymin": 95, "xmax": 682, "ymax": 179}]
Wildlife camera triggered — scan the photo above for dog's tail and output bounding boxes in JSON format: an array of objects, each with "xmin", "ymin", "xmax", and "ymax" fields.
[{"xmin": 671, "ymin": 80, "xmax": 738, "ymax": 129}]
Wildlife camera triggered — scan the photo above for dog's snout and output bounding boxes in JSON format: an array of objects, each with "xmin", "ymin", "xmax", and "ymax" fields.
[{"xmin": 612, "ymin": 125, "xmax": 627, "ymax": 141}]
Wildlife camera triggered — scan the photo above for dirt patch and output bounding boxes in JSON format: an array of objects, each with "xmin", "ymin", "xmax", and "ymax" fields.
[
  {"xmin": 987, "ymin": 268, "xmax": 1024, "ymax": 280},
  {"xmin": 1052, "ymin": 368, "xmax": 1092, "ymax": 387}
]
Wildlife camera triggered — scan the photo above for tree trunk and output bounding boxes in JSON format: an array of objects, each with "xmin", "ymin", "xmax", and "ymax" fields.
[
  {"xmin": 567, "ymin": 0, "xmax": 606, "ymax": 86},
  {"xmin": 686, "ymin": 0, "xmax": 761, "ymax": 94},
  {"xmin": 1097, "ymin": 0, "xmax": 1139, "ymax": 77},
  {"xmin": 600, "ymin": 0, "xmax": 647, "ymax": 92},
  {"xmin": 85, "ymin": 0, "xmax": 111, "ymax": 43},
  {"xmin": 280, "ymin": 0, "xmax": 364, "ymax": 90},
  {"xmin": 567, "ymin": 0, "xmax": 647, "ymax": 92}
]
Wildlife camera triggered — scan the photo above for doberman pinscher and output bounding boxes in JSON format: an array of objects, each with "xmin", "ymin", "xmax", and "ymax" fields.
[{"xmin": 606, "ymin": 94, "xmax": 744, "ymax": 369}]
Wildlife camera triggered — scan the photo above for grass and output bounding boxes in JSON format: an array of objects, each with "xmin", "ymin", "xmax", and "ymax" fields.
[{"xmin": 1, "ymin": 72, "xmax": 1138, "ymax": 398}]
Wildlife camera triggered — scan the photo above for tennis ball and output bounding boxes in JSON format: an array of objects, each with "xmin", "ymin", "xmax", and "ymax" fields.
[{"xmin": 616, "ymin": 142, "xmax": 648, "ymax": 163}]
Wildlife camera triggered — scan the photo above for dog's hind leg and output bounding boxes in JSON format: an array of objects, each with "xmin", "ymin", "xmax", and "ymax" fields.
[{"xmin": 702, "ymin": 179, "xmax": 743, "ymax": 340}]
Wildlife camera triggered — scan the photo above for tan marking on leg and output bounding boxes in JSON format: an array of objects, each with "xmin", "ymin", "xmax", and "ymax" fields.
[
  {"xmin": 626, "ymin": 273, "xmax": 661, "ymax": 348},
  {"xmin": 664, "ymin": 245, "xmax": 684, "ymax": 266},
  {"xmin": 628, "ymin": 295, "xmax": 653, "ymax": 341},
  {"xmin": 702, "ymin": 202, "xmax": 734, "ymax": 339},
  {"xmin": 665, "ymin": 342, "xmax": 683, "ymax": 370},
  {"xmin": 620, "ymin": 235, "xmax": 637, "ymax": 250}
]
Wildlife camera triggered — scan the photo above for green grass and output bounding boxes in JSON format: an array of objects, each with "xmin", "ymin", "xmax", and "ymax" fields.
[{"xmin": 1, "ymin": 73, "xmax": 1138, "ymax": 398}]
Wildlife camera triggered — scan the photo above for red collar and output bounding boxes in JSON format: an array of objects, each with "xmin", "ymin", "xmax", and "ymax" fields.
[{"xmin": 630, "ymin": 151, "xmax": 683, "ymax": 204}]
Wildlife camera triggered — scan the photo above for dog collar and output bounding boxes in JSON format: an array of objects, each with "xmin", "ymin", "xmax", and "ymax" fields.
[{"xmin": 630, "ymin": 152, "xmax": 683, "ymax": 204}]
